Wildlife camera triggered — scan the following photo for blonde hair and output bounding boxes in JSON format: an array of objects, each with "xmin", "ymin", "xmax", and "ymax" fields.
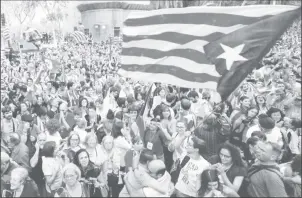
[
  {"xmin": 83, "ymin": 133, "xmax": 98, "ymax": 148},
  {"xmin": 77, "ymin": 118, "xmax": 87, "ymax": 129},
  {"xmin": 102, "ymin": 135, "xmax": 114, "ymax": 145},
  {"xmin": 62, "ymin": 163, "xmax": 81, "ymax": 180},
  {"xmin": 11, "ymin": 167, "xmax": 28, "ymax": 182}
]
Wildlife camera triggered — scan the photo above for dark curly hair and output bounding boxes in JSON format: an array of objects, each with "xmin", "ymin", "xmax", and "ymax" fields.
[
  {"xmin": 266, "ymin": 107, "xmax": 285, "ymax": 122},
  {"xmin": 217, "ymin": 142, "xmax": 245, "ymax": 167},
  {"xmin": 198, "ymin": 169, "xmax": 223, "ymax": 197},
  {"xmin": 73, "ymin": 149, "xmax": 91, "ymax": 169},
  {"xmin": 45, "ymin": 119, "xmax": 61, "ymax": 135}
]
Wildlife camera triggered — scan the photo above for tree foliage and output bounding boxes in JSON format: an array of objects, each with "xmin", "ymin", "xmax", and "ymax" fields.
[
  {"xmin": 150, "ymin": 0, "xmax": 301, "ymax": 9},
  {"xmin": 3, "ymin": 1, "xmax": 39, "ymax": 25}
]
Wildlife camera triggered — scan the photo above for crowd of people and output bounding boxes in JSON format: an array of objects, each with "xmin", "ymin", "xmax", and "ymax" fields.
[{"xmin": 0, "ymin": 16, "xmax": 301, "ymax": 197}]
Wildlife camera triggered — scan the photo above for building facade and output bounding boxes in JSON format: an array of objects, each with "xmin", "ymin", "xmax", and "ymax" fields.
[{"xmin": 77, "ymin": 1, "xmax": 151, "ymax": 42}]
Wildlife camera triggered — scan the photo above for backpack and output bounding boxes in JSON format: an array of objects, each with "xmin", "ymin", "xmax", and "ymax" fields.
[
  {"xmin": 238, "ymin": 165, "xmax": 284, "ymax": 197},
  {"xmin": 170, "ymin": 156, "xmax": 190, "ymax": 185}
]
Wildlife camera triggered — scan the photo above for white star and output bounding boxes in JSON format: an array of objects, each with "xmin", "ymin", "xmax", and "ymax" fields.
[{"xmin": 217, "ymin": 43, "xmax": 247, "ymax": 70}]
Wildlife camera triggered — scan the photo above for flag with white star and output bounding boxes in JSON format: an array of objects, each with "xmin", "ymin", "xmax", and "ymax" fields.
[{"xmin": 120, "ymin": 5, "xmax": 300, "ymax": 100}]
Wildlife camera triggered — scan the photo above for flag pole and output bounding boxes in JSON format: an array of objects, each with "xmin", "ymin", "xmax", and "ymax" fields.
[
  {"xmin": 137, "ymin": 83, "xmax": 153, "ymax": 119},
  {"xmin": 19, "ymin": 42, "xmax": 23, "ymax": 66}
]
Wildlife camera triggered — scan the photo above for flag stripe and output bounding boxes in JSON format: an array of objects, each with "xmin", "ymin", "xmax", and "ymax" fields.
[
  {"xmin": 74, "ymin": 32, "xmax": 82, "ymax": 42},
  {"xmin": 118, "ymin": 69, "xmax": 218, "ymax": 89},
  {"xmin": 128, "ymin": 5, "xmax": 298, "ymax": 19},
  {"xmin": 123, "ymin": 32, "xmax": 225, "ymax": 44},
  {"xmin": 71, "ymin": 31, "xmax": 87, "ymax": 43},
  {"xmin": 125, "ymin": 13, "xmax": 273, "ymax": 27},
  {"xmin": 76, "ymin": 31, "xmax": 86, "ymax": 41},
  {"xmin": 122, "ymin": 56, "xmax": 220, "ymax": 76},
  {"xmin": 121, "ymin": 5, "xmax": 299, "ymax": 92},
  {"xmin": 122, "ymin": 39, "xmax": 208, "ymax": 54},
  {"xmin": 123, "ymin": 24, "xmax": 246, "ymax": 37},
  {"xmin": 121, "ymin": 64, "xmax": 219, "ymax": 83},
  {"xmin": 121, "ymin": 47, "xmax": 209, "ymax": 65},
  {"xmin": 2, "ymin": 26, "xmax": 10, "ymax": 41}
]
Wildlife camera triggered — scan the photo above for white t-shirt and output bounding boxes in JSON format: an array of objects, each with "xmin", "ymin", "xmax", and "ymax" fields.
[
  {"xmin": 46, "ymin": 131, "xmax": 62, "ymax": 148},
  {"xmin": 42, "ymin": 157, "xmax": 62, "ymax": 191},
  {"xmin": 114, "ymin": 136, "xmax": 132, "ymax": 167},
  {"xmin": 246, "ymin": 125, "xmax": 283, "ymax": 147},
  {"xmin": 175, "ymin": 155, "xmax": 210, "ymax": 197}
]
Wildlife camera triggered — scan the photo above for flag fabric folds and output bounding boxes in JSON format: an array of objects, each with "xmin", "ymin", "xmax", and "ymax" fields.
[
  {"xmin": 1, "ymin": 26, "xmax": 10, "ymax": 43},
  {"xmin": 119, "ymin": 5, "xmax": 300, "ymax": 100},
  {"xmin": 1, "ymin": 13, "xmax": 10, "ymax": 44},
  {"xmin": 24, "ymin": 27, "xmax": 42, "ymax": 42},
  {"xmin": 70, "ymin": 31, "xmax": 88, "ymax": 44}
]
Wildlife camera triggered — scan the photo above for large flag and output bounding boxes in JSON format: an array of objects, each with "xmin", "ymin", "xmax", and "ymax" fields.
[
  {"xmin": 70, "ymin": 30, "xmax": 88, "ymax": 44},
  {"xmin": 119, "ymin": 5, "xmax": 300, "ymax": 100},
  {"xmin": 1, "ymin": 13, "xmax": 10, "ymax": 45},
  {"xmin": 24, "ymin": 27, "xmax": 42, "ymax": 42},
  {"xmin": 1, "ymin": 26, "xmax": 10, "ymax": 43}
]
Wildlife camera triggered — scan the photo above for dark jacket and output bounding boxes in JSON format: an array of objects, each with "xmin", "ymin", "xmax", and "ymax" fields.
[
  {"xmin": 19, "ymin": 179, "xmax": 40, "ymax": 197},
  {"xmin": 11, "ymin": 143, "xmax": 30, "ymax": 171}
]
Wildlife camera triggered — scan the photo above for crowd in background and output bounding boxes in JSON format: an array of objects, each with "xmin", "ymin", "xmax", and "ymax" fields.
[{"xmin": 0, "ymin": 17, "xmax": 301, "ymax": 198}]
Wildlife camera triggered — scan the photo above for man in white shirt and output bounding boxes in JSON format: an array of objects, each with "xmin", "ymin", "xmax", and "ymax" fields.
[
  {"xmin": 174, "ymin": 136, "xmax": 210, "ymax": 197},
  {"xmin": 246, "ymin": 114, "xmax": 283, "ymax": 147}
]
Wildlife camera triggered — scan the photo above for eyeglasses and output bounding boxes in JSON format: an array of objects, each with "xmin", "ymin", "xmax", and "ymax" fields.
[
  {"xmin": 219, "ymin": 153, "xmax": 231, "ymax": 159},
  {"xmin": 70, "ymin": 139, "xmax": 79, "ymax": 141},
  {"xmin": 64, "ymin": 174, "xmax": 76, "ymax": 179}
]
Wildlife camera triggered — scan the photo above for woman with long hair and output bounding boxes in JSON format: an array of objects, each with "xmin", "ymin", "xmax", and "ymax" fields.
[
  {"xmin": 78, "ymin": 98, "xmax": 89, "ymax": 118},
  {"xmin": 223, "ymin": 101, "xmax": 233, "ymax": 118},
  {"xmin": 72, "ymin": 149, "xmax": 105, "ymax": 197},
  {"xmin": 150, "ymin": 87, "xmax": 167, "ymax": 117},
  {"xmin": 255, "ymin": 95, "xmax": 268, "ymax": 115},
  {"xmin": 73, "ymin": 149, "xmax": 102, "ymax": 181},
  {"xmin": 160, "ymin": 106, "xmax": 177, "ymax": 135},
  {"xmin": 209, "ymin": 143, "xmax": 247, "ymax": 194},
  {"xmin": 198, "ymin": 169, "xmax": 239, "ymax": 197},
  {"xmin": 159, "ymin": 105, "xmax": 176, "ymax": 171},
  {"xmin": 230, "ymin": 106, "xmax": 259, "ymax": 145},
  {"xmin": 230, "ymin": 96, "xmax": 251, "ymax": 125}
]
